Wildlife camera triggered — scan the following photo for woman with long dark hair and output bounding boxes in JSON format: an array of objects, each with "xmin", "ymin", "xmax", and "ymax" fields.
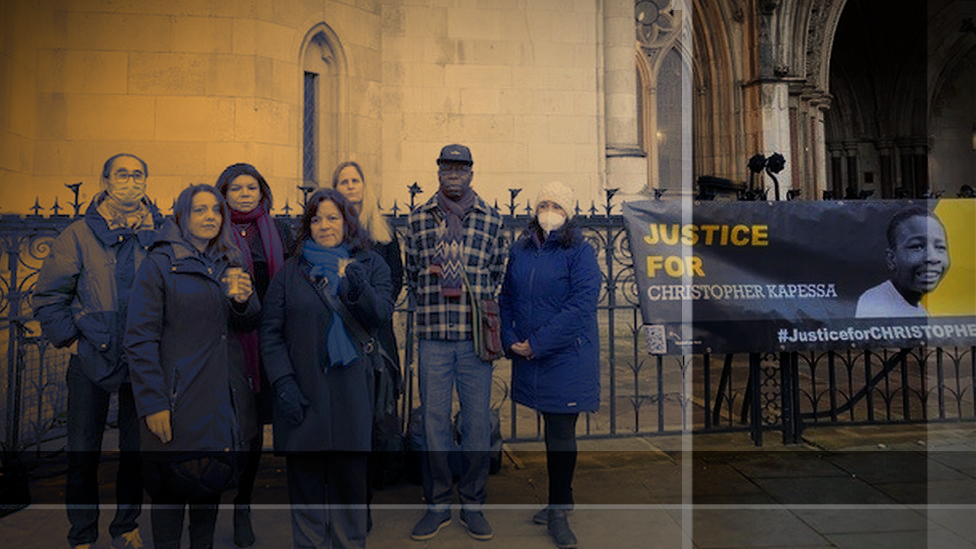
[
  {"xmin": 215, "ymin": 162, "xmax": 293, "ymax": 547},
  {"xmin": 125, "ymin": 184, "xmax": 260, "ymax": 549},
  {"xmin": 261, "ymin": 188, "xmax": 393, "ymax": 548}
]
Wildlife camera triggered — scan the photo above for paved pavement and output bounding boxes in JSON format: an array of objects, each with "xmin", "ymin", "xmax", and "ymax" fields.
[{"xmin": 1, "ymin": 424, "xmax": 973, "ymax": 548}]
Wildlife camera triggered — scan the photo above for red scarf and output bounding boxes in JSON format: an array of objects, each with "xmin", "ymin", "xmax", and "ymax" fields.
[{"xmin": 229, "ymin": 204, "xmax": 285, "ymax": 394}]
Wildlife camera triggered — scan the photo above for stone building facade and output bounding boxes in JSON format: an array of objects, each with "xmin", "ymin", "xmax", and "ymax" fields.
[{"xmin": 1, "ymin": 0, "xmax": 973, "ymax": 214}]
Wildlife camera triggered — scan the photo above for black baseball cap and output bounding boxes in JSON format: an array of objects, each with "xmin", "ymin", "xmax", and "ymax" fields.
[{"xmin": 437, "ymin": 144, "xmax": 473, "ymax": 165}]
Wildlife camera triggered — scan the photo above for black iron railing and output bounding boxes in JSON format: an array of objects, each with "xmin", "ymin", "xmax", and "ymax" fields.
[{"xmin": 2, "ymin": 187, "xmax": 974, "ymax": 452}]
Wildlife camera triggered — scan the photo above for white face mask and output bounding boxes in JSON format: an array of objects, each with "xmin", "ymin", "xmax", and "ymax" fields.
[{"xmin": 538, "ymin": 211, "xmax": 566, "ymax": 235}]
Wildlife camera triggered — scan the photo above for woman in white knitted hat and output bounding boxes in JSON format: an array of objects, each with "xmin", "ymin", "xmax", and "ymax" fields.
[{"xmin": 499, "ymin": 181, "xmax": 601, "ymax": 549}]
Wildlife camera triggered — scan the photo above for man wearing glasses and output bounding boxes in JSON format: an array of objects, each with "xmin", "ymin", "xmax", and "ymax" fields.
[
  {"xmin": 405, "ymin": 144, "xmax": 505, "ymax": 541},
  {"xmin": 34, "ymin": 154, "xmax": 162, "ymax": 549}
]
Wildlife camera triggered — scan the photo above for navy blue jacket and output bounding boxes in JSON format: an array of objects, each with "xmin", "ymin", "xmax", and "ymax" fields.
[
  {"xmin": 124, "ymin": 220, "xmax": 259, "ymax": 456},
  {"xmin": 33, "ymin": 193, "xmax": 163, "ymax": 392},
  {"xmin": 260, "ymin": 247, "xmax": 392, "ymax": 453},
  {"xmin": 499, "ymin": 224, "xmax": 601, "ymax": 414}
]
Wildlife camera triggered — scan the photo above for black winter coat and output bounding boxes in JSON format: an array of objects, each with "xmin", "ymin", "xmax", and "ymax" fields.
[
  {"xmin": 124, "ymin": 220, "xmax": 260, "ymax": 458},
  {"xmin": 372, "ymin": 237, "xmax": 403, "ymax": 373},
  {"xmin": 260, "ymin": 248, "xmax": 392, "ymax": 453}
]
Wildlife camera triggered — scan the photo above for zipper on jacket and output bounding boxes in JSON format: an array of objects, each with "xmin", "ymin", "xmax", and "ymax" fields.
[
  {"xmin": 170, "ymin": 369, "xmax": 181, "ymax": 410},
  {"xmin": 224, "ymin": 335, "xmax": 241, "ymax": 452}
]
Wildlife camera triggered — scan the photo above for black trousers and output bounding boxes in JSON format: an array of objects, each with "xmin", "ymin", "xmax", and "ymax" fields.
[
  {"xmin": 149, "ymin": 483, "xmax": 220, "ymax": 549},
  {"xmin": 543, "ymin": 413, "xmax": 579, "ymax": 507},
  {"xmin": 65, "ymin": 366, "xmax": 143, "ymax": 547},
  {"xmin": 235, "ymin": 430, "xmax": 264, "ymax": 505},
  {"xmin": 286, "ymin": 452, "xmax": 369, "ymax": 549}
]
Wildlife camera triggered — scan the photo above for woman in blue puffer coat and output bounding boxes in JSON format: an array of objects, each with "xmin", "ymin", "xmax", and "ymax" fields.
[{"xmin": 499, "ymin": 181, "xmax": 600, "ymax": 549}]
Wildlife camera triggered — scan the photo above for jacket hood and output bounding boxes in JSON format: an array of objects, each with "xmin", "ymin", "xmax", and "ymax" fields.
[
  {"xmin": 84, "ymin": 191, "xmax": 164, "ymax": 248},
  {"xmin": 150, "ymin": 219, "xmax": 200, "ymax": 260}
]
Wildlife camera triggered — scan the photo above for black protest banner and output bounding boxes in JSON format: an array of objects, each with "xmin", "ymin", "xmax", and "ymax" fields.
[{"xmin": 623, "ymin": 199, "xmax": 976, "ymax": 354}]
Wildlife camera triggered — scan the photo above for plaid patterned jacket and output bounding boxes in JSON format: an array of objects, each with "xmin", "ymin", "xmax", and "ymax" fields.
[{"xmin": 404, "ymin": 193, "xmax": 506, "ymax": 340}]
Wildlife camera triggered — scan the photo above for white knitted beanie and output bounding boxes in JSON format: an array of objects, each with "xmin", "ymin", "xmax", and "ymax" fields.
[{"xmin": 536, "ymin": 181, "xmax": 575, "ymax": 217}]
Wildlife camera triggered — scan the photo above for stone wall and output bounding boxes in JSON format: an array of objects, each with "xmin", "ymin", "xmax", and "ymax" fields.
[{"xmin": 0, "ymin": 0, "xmax": 606, "ymax": 215}]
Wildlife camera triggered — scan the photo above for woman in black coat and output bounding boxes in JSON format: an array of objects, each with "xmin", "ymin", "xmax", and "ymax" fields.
[
  {"xmin": 216, "ymin": 162, "xmax": 293, "ymax": 547},
  {"xmin": 125, "ymin": 184, "xmax": 259, "ymax": 549},
  {"xmin": 260, "ymin": 188, "xmax": 392, "ymax": 549}
]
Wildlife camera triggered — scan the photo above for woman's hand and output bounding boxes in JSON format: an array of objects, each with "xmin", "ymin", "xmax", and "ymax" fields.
[
  {"xmin": 274, "ymin": 375, "xmax": 309, "ymax": 426},
  {"xmin": 511, "ymin": 340, "xmax": 533, "ymax": 358},
  {"xmin": 222, "ymin": 268, "xmax": 253, "ymax": 303},
  {"xmin": 343, "ymin": 261, "xmax": 368, "ymax": 300},
  {"xmin": 232, "ymin": 272, "xmax": 253, "ymax": 303},
  {"xmin": 146, "ymin": 410, "xmax": 172, "ymax": 443}
]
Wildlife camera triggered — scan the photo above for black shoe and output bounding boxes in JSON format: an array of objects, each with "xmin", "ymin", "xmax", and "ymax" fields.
[
  {"xmin": 548, "ymin": 509, "xmax": 577, "ymax": 549},
  {"xmin": 234, "ymin": 504, "xmax": 256, "ymax": 547},
  {"xmin": 533, "ymin": 506, "xmax": 549, "ymax": 525},
  {"xmin": 534, "ymin": 504, "xmax": 574, "ymax": 525}
]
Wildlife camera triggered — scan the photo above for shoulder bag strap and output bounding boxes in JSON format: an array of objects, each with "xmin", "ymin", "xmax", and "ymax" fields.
[
  {"xmin": 310, "ymin": 274, "xmax": 399, "ymax": 374},
  {"xmin": 310, "ymin": 275, "xmax": 373, "ymax": 349}
]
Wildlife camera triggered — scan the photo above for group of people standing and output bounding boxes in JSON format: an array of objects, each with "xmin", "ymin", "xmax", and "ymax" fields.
[{"xmin": 33, "ymin": 144, "xmax": 601, "ymax": 549}]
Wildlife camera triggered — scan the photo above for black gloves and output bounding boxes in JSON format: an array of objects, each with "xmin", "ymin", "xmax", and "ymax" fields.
[
  {"xmin": 343, "ymin": 262, "xmax": 368, "ymax": 301},
  {"xmin": 273, "ymin": 374, "xmax": 308, "ymax": 426}
]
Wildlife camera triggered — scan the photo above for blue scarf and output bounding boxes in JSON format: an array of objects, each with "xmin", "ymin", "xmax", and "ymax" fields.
[{"xmin": 302, "ymin": 240, "xmax": 359, "ymax": 368}]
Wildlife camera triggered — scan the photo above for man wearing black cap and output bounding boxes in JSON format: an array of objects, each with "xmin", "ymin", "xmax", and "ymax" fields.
[{"xmin": 404, "ymin": 144, "xmax": 505, "ymax": 541}]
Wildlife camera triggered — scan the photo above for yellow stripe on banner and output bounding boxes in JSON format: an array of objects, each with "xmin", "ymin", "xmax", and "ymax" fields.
[{"xmin": 923, "ymin": 199, "xmax": 976, "ymax": 316}]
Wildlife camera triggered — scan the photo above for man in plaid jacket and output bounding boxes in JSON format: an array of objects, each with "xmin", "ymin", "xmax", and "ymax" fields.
[{"xmin": 404, "ymin": 144, "xmax": 505, "ymax": 542}]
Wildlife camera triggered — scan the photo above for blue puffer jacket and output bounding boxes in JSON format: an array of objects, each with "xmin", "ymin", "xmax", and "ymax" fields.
[
  {"xmin": 499, "ymin": 223, "xmax": 601, "ymax": 414},
  {"xmin": 33, "ymin": 193, "xmax": 163, "ymax": 392},
  {"xmin": 124, "ymin": 220, "xmax": 259, "ymax": 456}
]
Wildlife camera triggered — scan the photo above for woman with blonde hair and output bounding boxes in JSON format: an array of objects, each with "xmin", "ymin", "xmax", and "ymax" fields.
[
  {"xmin": 332, "ymin": 161, "xmax": 404, "ymax": 527},
  {"xmin": 331, "ymin": 161, "xmax": 403, "ymax": 375}
]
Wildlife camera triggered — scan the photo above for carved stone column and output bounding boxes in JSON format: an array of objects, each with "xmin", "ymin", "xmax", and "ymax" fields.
[
  {"xmin": 896, "ymin": 137, "xmax": 914, "ymax": 196},
  {"xmin": 742, "ymin": 0, "xmax": 795, "ymax": 199},
  {"xmin": 809, "ymin": 93, "xmax": 831, "ymax": 200},
  {"xmin": 827, "ymin": 142, "xmax": 844, "ymax": 198},
  {"xmin": 912, "ymin": 137, "xmax": 929, "ymax": 196},
  {"xmin": 843, "ymin": 140, "xmax": 859, "ymax": 196},
  {"xmin": 603, "ymin": 0, "xmax": 647, "ymax": 197},
  {"xmin": 876, "ymin": 139, "xmax": 894, "ymax": 198}
]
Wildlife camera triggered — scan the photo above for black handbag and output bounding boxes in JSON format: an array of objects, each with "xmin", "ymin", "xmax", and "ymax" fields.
[
  {"xmin": 143, "ymin": 452, "xmax": 239, "ymax": 500},
  {"xmin": 315, "ymin": 278, "xmax": 406, "ymax": 485}
]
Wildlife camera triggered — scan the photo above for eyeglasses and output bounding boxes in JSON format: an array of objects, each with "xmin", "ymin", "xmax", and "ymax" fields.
[
  {"xmin": 438, "ymin": 164, "xmax": 472, "ymax": 173},
  {"xmin": 111, "ymin": 171, "xmax": 146, "ymax": 184}
]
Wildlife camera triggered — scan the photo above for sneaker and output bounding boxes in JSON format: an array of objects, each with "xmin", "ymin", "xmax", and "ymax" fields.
[
  {"xmin": 459, "ymin": 509, "xmax": 493, "ymax": 541},
  {"xmin": 547, "ymin": 510, "xmax": 577, "ymax": 549},
  {"xmin": 410, "ymin": 510, "xmax": 452, "ymax": 541},
  {"xmin": 234, "ymin": 504, "xmax": 256, "ymax": 547},
  {"xmin": 112, "ymin": 528, "xmax": 145, "ymax": 549}
]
